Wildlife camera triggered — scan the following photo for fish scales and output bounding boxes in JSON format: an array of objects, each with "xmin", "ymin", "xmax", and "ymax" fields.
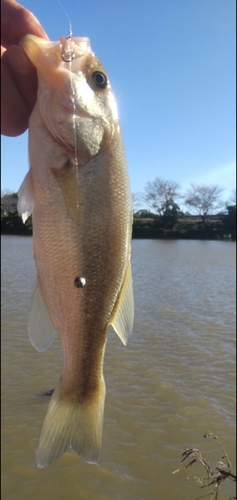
[{"xmin": 17, "ymin": 35, "xmax": 134, "ymax": 467}]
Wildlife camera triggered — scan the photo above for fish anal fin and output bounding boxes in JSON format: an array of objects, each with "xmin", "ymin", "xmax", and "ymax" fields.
[
  {"xmin": 17, "ymin": 170, "xmax": 34, "ymax": 223},
  {"xmin": 110, "ymin": 261, "xmax": 134, "ymax": 345},
  {"xmin": 36, "ymin": 377, "xmax": 106, "ymax": 467},
  {"xmin": 28, "ymin": 280, "xmax": 57, "ymax": 352}
]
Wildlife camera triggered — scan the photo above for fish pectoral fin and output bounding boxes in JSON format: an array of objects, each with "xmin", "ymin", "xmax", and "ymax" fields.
[
  {"xmin": 28, "ymin": 280, "xmax": 57, "ymax": 352},
  {"xmin": 110, "ymin": 260, "xmax": 134, "ymax": 345},
  {"xmin": 51, "ymin": 161, "xmax": 81, "ymax": 223},
  {"xmin": 17, "ymin": 170, "xmax": 34, "ymax": 223}
]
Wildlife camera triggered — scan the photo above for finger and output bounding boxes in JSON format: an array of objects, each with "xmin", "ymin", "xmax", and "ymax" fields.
[
  {"xmin": 1, "ymin": 45, "xmax": 38, "ymax": 136},
  {"xmin": 1, "ymin": 0, "xmax": 48, "ymax": 48},
  {"xmin": 3, "ymin": 44, "xmax": 38, "ymax": 113},
  {"xmin": 1, "ymin": 58, "xmax": 29, "ymax": 136}
]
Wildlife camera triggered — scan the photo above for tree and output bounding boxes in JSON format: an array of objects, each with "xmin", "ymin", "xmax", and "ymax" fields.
[
  {"xmin": 1, "ymin": 191, "xmax": 18, "ymax": 213},
  {"xmin": 222, "ymin": 205, "xmax": 236, "ymax": 236},
  {"xmin": 162, "ymin": 199, "xmax": 181, "ymax": 228},
  {"xmin": 227, "ymin": 188, "xmax": 236, "ymax": 206},
  {"xmin": 1, "ymin": 189, "xmax": 14, "ymax": 197},
  {"xmin": 144, "ymin": 177, "xmax": 181, "ymax": 217},
  {"xmin": 184, "ymin": 184, "xmax": 224, "ymax": 224},
  {"xmin": 132, "ymin": 192, "xmax": 144, "ymax": 215}
]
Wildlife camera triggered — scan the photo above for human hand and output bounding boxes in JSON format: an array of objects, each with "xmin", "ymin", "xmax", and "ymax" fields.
[{"xmin": 1, "ymin": 0, "xmax": 48, "ymax": 136}]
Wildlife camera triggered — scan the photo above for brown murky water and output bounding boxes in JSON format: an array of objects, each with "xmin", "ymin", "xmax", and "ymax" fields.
[{"xmin": 1, "ymin": 236, "xmax": 236, "ymax": 500}]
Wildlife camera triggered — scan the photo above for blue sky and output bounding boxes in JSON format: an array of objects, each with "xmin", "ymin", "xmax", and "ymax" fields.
[{"xmin": 1, "ymin": 0, "xmax": 236, "ymax": 209}]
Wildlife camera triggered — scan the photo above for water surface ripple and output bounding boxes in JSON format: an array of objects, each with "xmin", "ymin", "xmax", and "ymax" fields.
[{"xmin": 1, "ymin": 237, "xmax": 236, "ymax": 500}]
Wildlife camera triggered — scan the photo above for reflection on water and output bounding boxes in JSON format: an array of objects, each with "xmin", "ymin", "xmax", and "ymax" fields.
[{"xmin": 1, "ymin": 236, "xmax": 236, "ymax": 500}]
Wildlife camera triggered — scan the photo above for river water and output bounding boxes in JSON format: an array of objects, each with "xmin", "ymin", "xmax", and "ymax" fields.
[{"xmin": 1, "ymin": 236, "xmax": 236, "ymax": 500}]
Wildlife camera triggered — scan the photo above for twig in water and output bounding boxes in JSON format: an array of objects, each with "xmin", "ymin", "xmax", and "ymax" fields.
[{"xmin": 172, "ymin": 432, "xmax": 236, "ymax": 500}]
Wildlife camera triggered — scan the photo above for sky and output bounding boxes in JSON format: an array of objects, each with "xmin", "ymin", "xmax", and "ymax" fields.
[{"xmin": 1, "ymin": 0, "xmax": 236, "ymax": 210}]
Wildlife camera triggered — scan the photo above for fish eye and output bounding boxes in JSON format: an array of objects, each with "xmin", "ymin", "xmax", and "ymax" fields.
[{"xmin": 91, "ymin": 71, "xmax": 108, "ymax": 89}]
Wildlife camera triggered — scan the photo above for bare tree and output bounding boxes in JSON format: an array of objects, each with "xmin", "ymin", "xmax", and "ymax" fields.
[
  {"xmin": 132, "ymin": 192, "xmax": 144, "ymax": 215},
  {"xmin": 184, "ymin": 184, "xmax": 224, "ymax": 223},
  {"xmin": 228, "ymin": 188, "xmax": 236, "ymax": 206},
  {"xmin": 1, "ymin": 189, "xmax": 14, "ymax": 197},
  {"xmin": 1, "ymin": 191, "xmax": 18, "ymax": 213},
  {"xmin": 144, "ymin": 177, "xmax": 181, "ymax": 216}
]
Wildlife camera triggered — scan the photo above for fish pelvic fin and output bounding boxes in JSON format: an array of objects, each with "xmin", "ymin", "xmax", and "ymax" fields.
[
  {"xmin": 110, "ymin": 260, "xmax": 134, "ymax": 345},
  {"xmin": 36, "ymin": 378, "xmax": 106, "ymax": 467},
  {"xmin": 17, "ymin": 170, "xmax": 34, "ymax": 223},
  {"xmin": 28, "ymin": 279, "xmax": 57, "ymax": 352}
]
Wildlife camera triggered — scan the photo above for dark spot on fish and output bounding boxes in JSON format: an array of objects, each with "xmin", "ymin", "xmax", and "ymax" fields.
[
  {"xmin": 74, "ymin": 276, "xmax": 86, "ymax": 288},
  {"xmin": 41, "ymin": 389, "xmax": 55, "ymax": 397},
  {"xmin": 92, "ymin": 71, "xmax": 108, "ymax": 89}
]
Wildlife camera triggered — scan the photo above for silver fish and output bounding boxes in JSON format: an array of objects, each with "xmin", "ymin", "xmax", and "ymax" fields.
[{"xmin": 17, "ymin": 35, "xmax": 134, "ymax": 467}]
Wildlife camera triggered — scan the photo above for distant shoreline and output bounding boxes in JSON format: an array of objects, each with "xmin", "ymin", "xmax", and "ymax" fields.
[
  {"xmin": 1, "ymin": 193, "xmax": 236, "ymax": 241},
  {"xmin": 132, "ymin": 218, "xmax": 235, "ymax": 241},
  {"xmin": 1, "ymin": 217, "xmax": 235, "ymax": 241}
]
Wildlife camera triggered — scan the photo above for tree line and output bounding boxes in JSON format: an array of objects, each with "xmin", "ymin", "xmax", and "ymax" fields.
[
  {"xmin": 132, "ymin": 178, "xmax": 236, "ymax": 240},
  {"xmin": 133, "ymin": 178, "xmax": 236, "ymax": 223},
  {"xmin": 1, "ymin": 183, "xmax": 236, "ymax": 240}
]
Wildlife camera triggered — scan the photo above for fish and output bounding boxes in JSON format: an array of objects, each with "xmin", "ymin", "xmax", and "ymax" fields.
[{"xmin": 17, "ymin": 34, "xmax": 134, "ymax": 467}]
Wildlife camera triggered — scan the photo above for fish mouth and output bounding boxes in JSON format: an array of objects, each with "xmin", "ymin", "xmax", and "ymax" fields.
[
  {"xmin": 59, "ymin": 36, "xmax": 92, "ymax": 63},
  {"xmin": 19, "ymin": 34, "xmax": 92, "ymax": 58},
  {"xmin": 19, "ymin": 35, "xmax": 94, "ymax": 86}
]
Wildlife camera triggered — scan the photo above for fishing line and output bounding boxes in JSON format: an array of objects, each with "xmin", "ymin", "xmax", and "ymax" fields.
[
  {"xmin": 56, "ymin": 0, "xmax": 80, "ymax": 213},
  {"xmin": 56, "ymin": 0, "xmax": 73, "ymax": 38}
]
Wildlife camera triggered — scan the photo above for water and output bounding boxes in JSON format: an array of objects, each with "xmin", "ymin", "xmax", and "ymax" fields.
[{"xmin": 1, "ymin": 236, "xmax": 236, "ymax": 500}]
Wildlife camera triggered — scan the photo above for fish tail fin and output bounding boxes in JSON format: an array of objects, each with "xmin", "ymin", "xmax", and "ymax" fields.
[{"xmin": 36, "ymin": 378, "xmax": 106, "ymax": 467}]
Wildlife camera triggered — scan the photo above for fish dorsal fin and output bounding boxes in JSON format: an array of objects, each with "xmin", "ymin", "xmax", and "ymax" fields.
[
  {"xmin": 17, "ymin": 170, "xmax": 34, "ymax": 223},
  {"xmin": 28, "ymin": 280, "xmax": 57, "ymax": 352},
  {"xmin": 110, "ymin": 261, "xmax": 134, "ymax": 345}
]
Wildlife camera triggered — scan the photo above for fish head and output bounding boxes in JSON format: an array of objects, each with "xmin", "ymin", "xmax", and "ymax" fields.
[{"xmin": 19, "ymin": 35, "xmax": 119, "ymax": 158}]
